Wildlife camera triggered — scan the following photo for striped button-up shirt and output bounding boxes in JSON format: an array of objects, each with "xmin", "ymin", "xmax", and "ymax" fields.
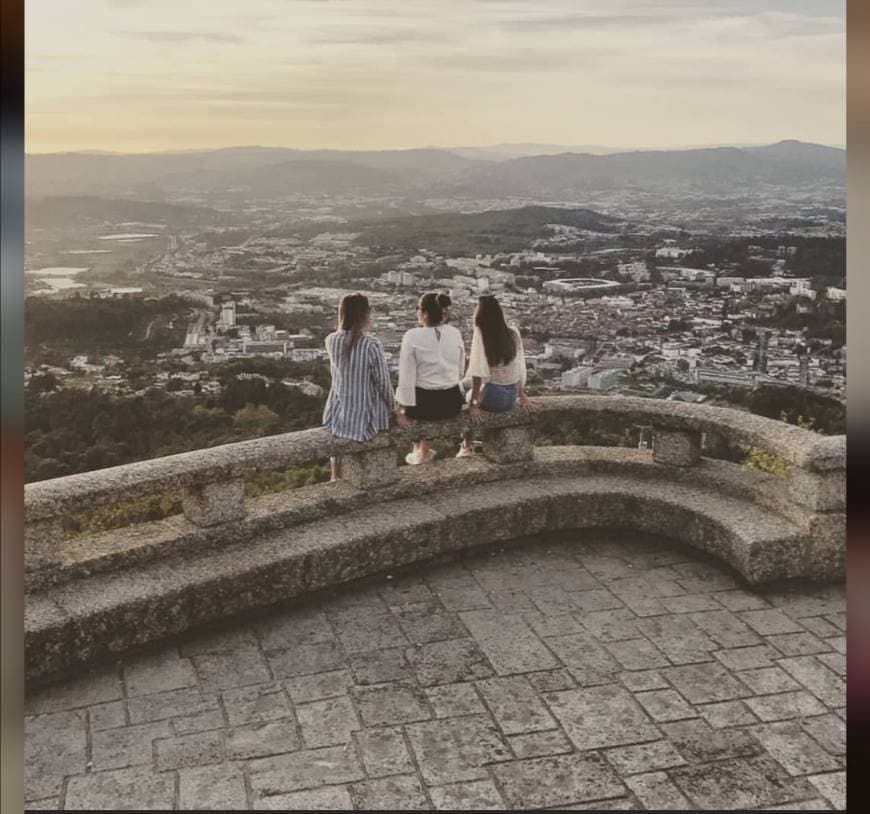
[{"xmin": 323, "ymin": 331, "xmax": 395, "ymax": 442}]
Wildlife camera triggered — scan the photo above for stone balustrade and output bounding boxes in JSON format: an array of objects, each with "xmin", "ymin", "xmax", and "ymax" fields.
[
  {"xmin": 23, "ymin": 396, "xmax": 847, "ymax": 680},
  {"xmin": 24, "ymin": 396, "xmax": 845, "ymax": 582}
]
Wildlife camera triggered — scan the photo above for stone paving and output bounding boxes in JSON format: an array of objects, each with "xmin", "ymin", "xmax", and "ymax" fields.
[{"xmin": 25, "ymin": 531, "xmax": 846, "ymax": 811}]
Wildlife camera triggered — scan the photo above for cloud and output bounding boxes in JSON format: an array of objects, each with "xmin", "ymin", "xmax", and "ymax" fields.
[
  {"xmin": 111, "ymin": 29, "xmax": 247, "ymax": 44},
  {"xmin": 429, "ymin": 46, "xmax": 608, "ymax": 74},
  {"xmin": 92, "ymin": 83, "xmax": 401, "ymax": 109},
  {"xmin": 306, "ymin": 27, "xmax": 438, "ymax": 46},
  {"xmin": 28, "ymin": 52, "xmax": 88, "ymax": 62},
  {"xmin": 490, "ymin": 4, "xmax": 843, "ymax": 37},
  {"xmin": 496, "ymin": 10, "xmax": 691, "ymax": 32}
]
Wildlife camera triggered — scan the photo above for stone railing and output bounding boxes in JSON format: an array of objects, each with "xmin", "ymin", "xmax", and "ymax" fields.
[{"xmin": 24, "ymin": 395, "xmax": 845, "ymax": 581}]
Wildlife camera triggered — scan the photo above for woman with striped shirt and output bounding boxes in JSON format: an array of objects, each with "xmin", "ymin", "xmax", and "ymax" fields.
[{"xmin": 323, "ymin": 293, "xmax": 400, "ymax": 481}]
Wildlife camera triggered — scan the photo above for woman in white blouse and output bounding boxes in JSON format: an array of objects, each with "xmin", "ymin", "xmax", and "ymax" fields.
[
  {"xmin": 395, "ymin": 292, "xmax": 466, "ymax": 465},
  {"xmin": 457, "ymin": 294, "xmax": 539, "ymax": 457}
]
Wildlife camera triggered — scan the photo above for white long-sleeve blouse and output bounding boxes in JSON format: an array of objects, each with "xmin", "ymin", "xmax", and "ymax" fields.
[
  {"xmin": 466, "ymin": 325, "xmax": 527, "ymax": 387},
  {"xmin": 396, "ymin": 325, "xmax": 466, "ymax": 407}
]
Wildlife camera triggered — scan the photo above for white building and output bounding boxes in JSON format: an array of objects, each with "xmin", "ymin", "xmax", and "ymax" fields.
[
  {"xmin": 789, "ymin": 278, "xmax": 814, "ymax": 297},
  {"xmin": 694, "ymin": 367, "xmax": 759, "ymax": 388},
  {"xmin": 242, "ymin": 340, "xmax": 288, "ymax": 357},
  {"xmin": 543, "ymin": 339, "xmax": 582, "ymax": 361},
  {"xmin": 655, "ymin": 247, "xmax": 691, "ymax": 259},
  {"xmin": 597, "ymin": 355, "xmax": 634, "ymax": 371},
  {"xmin": 744, "ymin": 278, "xmax": 792, "ymax": 292},
  {"xmin": 220, "ymin": 301, "xmax": 237, "ymax": 328},
  {"xmin": 560, "ymin": 366, "xmax": 594, "ymax": 390},
  {"xmin": 588, "ymin": 370, "xmax": 620, "ymax": 392},
  {"xmin": 103, "ymin": 287, "xmax": 144, "ymax": 298},
  {"xmin": 617, "ymin": 261, "xmax": 650, "ymax": 282},
  {"xmin": 289, "ymin": 348, "xmax": 327, "ymax": 362}
]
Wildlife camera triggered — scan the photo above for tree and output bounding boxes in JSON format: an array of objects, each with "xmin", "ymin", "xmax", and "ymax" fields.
[
  {"xmin": 27, "ymin": 372, "xmax": 58, "ymax": 394},
  {"xmin": 233, "ymin": 403, "xmax": 281, "ymax": 437}
]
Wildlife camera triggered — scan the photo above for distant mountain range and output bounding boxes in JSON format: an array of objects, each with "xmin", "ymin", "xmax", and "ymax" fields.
[
  {"xmin": 25, "ymin": 140, "xmax": 844, "ymax": 201},
  {"xmin": 447, "ymin": 143, "xmax": 621, "ymax": 160}
]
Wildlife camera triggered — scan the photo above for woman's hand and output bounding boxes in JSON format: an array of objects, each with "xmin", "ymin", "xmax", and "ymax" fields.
[
  {"xmin": 394, "ymin": 409, "xmax": 411, "ymax": 429},
  {"xmin": 468, "ymin": 403, "xmax": 483, "ymax": 424},
  {"xmin": 518, "ymin": 395, "xmax": 541, "ymax": 412}
]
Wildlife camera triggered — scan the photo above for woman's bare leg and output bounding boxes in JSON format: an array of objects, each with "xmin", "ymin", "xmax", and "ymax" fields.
[{"xmin": 330, "ymin": 456, "xmax": 341, "ymax": 481}]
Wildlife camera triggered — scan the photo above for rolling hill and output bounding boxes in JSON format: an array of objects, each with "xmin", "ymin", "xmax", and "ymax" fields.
[
  {"xmin": 25, "ymin": 141, "xmax": 844, "ymax": 201},
  {"xmin": 350, "ymin": 205, "xmax": 624, "ymax": 253}
]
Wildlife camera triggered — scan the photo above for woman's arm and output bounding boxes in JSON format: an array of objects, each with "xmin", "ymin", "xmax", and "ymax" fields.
[
  {"xmin": 457, "ymin": 330, "xmax": 467, "ymax": 387},
  {"xmin": 516, "ymin": 328, "xmax": 528, "ymax": 396},
  {"xmin": 395, "ymin": 332, "xmax": 417, "ymax": 407},
  {"xmin": 467, "ymin": 327, "xmax": 489, "ymax": 380},
  {"xmin": 468, "ymin": 375, "xmax": 484, "ymax": 423},
  {"xmin": 369, "ymin": 338, "xmax": 394, "ymax": 410},
  {"xmin": 514, "ymin": 329, "xmax": 540, "ymax": 411}
]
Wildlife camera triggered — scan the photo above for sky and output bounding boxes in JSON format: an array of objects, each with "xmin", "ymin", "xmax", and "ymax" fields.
[{"xmin": 25, "ymin": 0, "xmax": 846, "ymax": 154}]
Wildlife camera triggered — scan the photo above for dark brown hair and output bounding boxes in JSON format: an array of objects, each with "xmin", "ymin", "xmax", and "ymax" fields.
[
  {"xmin": 337, "ymin": 293, "xmax": 371, "ymax": 351},
  {"xmin": 436, "ymin": 292, "xmax": 452, "ymax": 322},
  {"xmin": 418, "ymin": 292, "xmax": 444, "ymax": 326},
  {"xmin": 476, "ymin": 294, "xmax": 517, "ymax": 367}
]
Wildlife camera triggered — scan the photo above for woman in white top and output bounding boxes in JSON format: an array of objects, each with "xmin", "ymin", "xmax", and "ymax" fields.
[
  {"xmin": 457, "ymin": 294, "xmax": 539, "ymax": 457},
  {"xmin": 395, "ymin": 292, "xmax": 466, "ymax": 465}
]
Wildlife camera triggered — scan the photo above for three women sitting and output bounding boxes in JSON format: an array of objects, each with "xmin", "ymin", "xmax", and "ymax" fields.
[{"xmin": 323, "ymin": 290, "xmax": 537, "ymax": 476}]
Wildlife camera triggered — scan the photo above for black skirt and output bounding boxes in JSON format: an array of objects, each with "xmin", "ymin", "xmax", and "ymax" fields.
[{"xmin": 405, "ymin": 386, "xmax": 464, "ymax": 420}]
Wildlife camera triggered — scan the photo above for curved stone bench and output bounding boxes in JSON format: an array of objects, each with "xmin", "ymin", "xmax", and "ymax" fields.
[{"xmin": 24, "ymin": 396, "xmax": 845, "ymax": 680}]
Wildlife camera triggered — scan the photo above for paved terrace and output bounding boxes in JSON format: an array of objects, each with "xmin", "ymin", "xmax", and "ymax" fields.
[{"xmin": 26, "ymin": 532, "xmax": 845, "ymax": 810}]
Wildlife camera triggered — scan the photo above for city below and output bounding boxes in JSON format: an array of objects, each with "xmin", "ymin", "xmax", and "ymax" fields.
[{"xmin": 22, "ymin": 140, "xmax": 846, "ymax": 482}]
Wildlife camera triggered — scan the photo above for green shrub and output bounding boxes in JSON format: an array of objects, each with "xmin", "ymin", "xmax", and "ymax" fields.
[
  {"xmin": 63, "ymin": 490, "xmax": 184, "ymax": 537},
  {"xmin": 741, "ymin": 445, "xmax": 792, "ymax": 479},
  {"xmin": 245, "ymin": 463, "xmax": 330, "ymax": 498}
]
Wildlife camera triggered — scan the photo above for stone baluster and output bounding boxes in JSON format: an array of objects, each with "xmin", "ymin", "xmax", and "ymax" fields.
[
  {"xmin": 183, "ymin": 478, "xmax": 247, "ymax": 527},
  {"xmin": 342, "ymin": 445, "xmax": 400, "ymax": 488},
  {"xmin": 787, "ymin": 468, "xmax": 846, "ymax": 513},
  {"xmin": 25, "ymin": 518, "xmax": 64, "ymax": 572},
  {"xmin": 482, "ymin": 425, "xmax": 535, "ymax": 464},
  {"xmin": 652, "ymin": 428, "xmax": 702, "ymax": 466},
  {"xmin": 787, "ymin": 461, "xmax": 846, "ymax": 580}
]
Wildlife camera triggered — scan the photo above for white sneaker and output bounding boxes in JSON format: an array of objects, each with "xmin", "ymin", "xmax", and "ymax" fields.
[
  {"xmin": 455, "ymin": 445, "xmax": 474, "ymax": 458},
  {"xmin": 405, "ymin": 449, "xmax": 437, "ymax": 466}
]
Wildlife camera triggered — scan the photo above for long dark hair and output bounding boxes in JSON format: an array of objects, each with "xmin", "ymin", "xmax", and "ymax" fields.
[
  {"xmin": 418, "ymin": 292, "xmax": 444, "ymax": 326},
  {"xmin": 476, "ymin": 294, "xmax": 517, "ymax": 367},
  {"xmin": 337, "ymin": 293, "xmax": 371, "ymax": 351},
  {"xmin": 436, "ymin": 293, "xmax": 452, "ymax": 323}
]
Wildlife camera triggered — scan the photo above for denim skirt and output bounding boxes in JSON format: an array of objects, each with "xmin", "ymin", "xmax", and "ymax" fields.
[{"xmin": 479, "ymin": 382, "xmax": 518, "ymax": 413}]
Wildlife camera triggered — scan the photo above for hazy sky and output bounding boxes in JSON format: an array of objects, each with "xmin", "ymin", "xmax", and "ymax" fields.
[{"xmin": 26, "ymin": 0, "xmax": 845, "ymax": 154}]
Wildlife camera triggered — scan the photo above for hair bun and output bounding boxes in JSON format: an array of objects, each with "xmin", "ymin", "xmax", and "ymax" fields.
[{"xmin": 436, "ymin": 293, "xmax": 452, "ymax": 308}]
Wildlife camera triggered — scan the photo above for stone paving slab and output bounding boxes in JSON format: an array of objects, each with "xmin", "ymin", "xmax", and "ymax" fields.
[{"xmin": 25, "ymin": 532, "xmax": 846, "ymax": 810}]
